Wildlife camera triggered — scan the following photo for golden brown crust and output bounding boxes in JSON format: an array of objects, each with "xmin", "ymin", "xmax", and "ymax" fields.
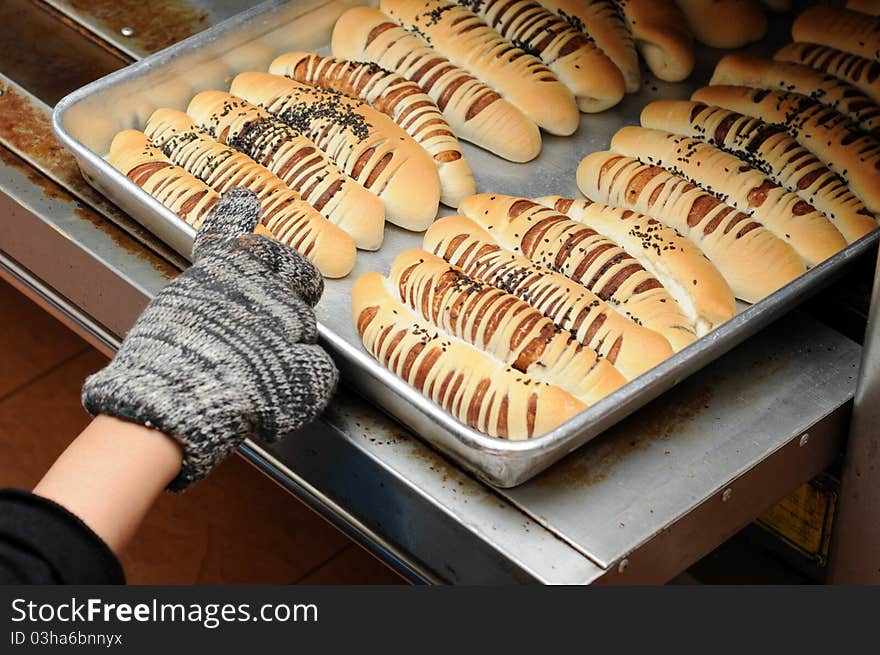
[
  {"xmin": 691, "ymin": 85, "xmax": 880, "ymax": 214},
  {"xmin": 142, "ymin": 109, "xmax": 356, "ymax": 278},
  {"xmin": 458, "ymin": 0, "xmax": 624, "ymax": 112},
  {"xmin": 775, "ymin": 42, "xmax": 880, "ymax": 105},
  {"xmin": 612, "ymin": 0, "xmax": 694, "ymax": 82},
  {"xmin": 331, "ymin": 6, "xmax": 542, "ymax": 163},
  {"xmin": 847, "ymin": 0, "xmax": 880, "ymax": 15},
  {"xmin": 387, "ymin": 248, "xmax": 626, "ymax": 403},
  {"xmin": 793, "ymin": 6, "xmax": 880, "ymax": 63},
  {"xmin": 351, "ymin": 271, "xmax": 586, "ymax": 439},
  {"xmin": 379, "ymin": 0, "xmax": 579, "ymax": 135},
  {"xmin": 186, "ymin": 90, "xmax": 384, "ymax": 250},
  {"xmin": 610, "ymin": 126, "xmax": 849, "ymax": 267},
  {"xmin": 422, "ymin": 215, "xmax": 674, "ymax": 378},
  {"xmin": 536, "ymin": 195, "xmax": 736, "ymax": 332},
  {"xmin": 576, "ymin": 150, "xmax": 805, "ymax": 303},
  {"xmin": 229, "ymin": 72, "xmax": 440, "ymax": 231},
  {"xmin": 675, "ymin": 0, "xmax": 767, "ymax": 49},
  {"xmin": 640, "ymin": 99, "xmax": 877, "ymax": 244},
  {"xmin": 270, "ymin": 52, "xmax": 476, "ymax": 207},
  {"xmin": 108, "ymin": 129, "xmax": 218, "ymax": 229},
  {"xmin": 458, "ymin": 194, "xmax": 697, "ymax": 350}
]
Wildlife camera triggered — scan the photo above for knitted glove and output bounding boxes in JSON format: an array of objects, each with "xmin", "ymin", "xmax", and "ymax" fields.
[{"xmin": 82, "ymin": 188, "xmax": 339, "ymax": 491}]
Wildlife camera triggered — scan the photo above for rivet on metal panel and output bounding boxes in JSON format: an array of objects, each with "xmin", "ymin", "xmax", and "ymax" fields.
[
  {"xmin": 799, "ymin": 433, "xmax": 810, "ymax": 447},
  {"xmin": 120, "ymin": 26, "xmax": 135, "ymax": 37},
  {"xmin": 721, "ymin": 488, "xmax": 733, "ymax": 503},
  {"xmin": 617, "ymin": 558, "xmax": 629, "ymax": 574}
]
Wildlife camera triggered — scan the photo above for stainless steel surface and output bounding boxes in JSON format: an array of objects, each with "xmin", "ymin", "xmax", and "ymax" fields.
[
  {"xmin": 829, "ymin": 250, "xmax": 880, "ymax": 584},
  {"xmin": 52, "ymin": 0, "xmax": 875, "ymax": 487}
]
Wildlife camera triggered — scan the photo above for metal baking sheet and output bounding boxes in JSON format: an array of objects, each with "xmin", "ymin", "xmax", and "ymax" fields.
[{"xmin": 53, "ymin": 0, "xmax": 878, "ymax": 487}]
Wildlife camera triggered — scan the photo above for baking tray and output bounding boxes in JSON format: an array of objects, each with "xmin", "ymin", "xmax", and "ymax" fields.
[{"xmin": 54, "ymin": 0, "xmax": 878, "ymax": 487}]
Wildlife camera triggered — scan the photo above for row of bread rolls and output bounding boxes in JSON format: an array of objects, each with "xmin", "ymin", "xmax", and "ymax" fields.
[{"xmin": 352, "ymin": 191, "xmax": 740, "ymax": 439}]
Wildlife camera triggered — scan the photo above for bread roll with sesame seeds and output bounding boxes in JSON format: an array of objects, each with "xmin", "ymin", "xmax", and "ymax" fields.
[
  {"xmin": 610, "ymin": 126, "xmax": 848, "ymax": 267},
  {"xmin": 380, "ymin": 0, "xmax": 579, "ymax": 135},
  {"xmin": 269, "ymin": 52, "xmax": 476, "ymax": 207},
  {"xmin": 612, "ymin": 0, "xmax": 694, "ymax": 82},
  {"xmin": 186, "ymin": 90, "xmax": 385, "ymax": 250},
  {"xmin": 640, "ymin": 100, "xmax": 877, "ymax": 244},
  {"xmin": 793, "ymin": 6, "xmax": 880, "ymax": 63},
  {"xmin": 387, "ymin": 248, "xmax": 626, "ymax": 403},
  {"xmin": 691, "ymin": 85, "xmax": 880, "ymax": 214},
  {"xmin": 537, "ymin": 0, "xmax": 640, "ymax": 93},
  {"xmin": 709, "ymin": 55, "xmax": 880, "ymax": 136},
  {"xmin": 142, "ymin": 109, "xmax": 356, "ymax": 278},
  {"xmin": 674, "ymin": 0, "xmax": 767, "ymax": 49},
  {"xmin": 458, "ymin": 194, "xmax": 698, "ymax": 350},
  {"xmin": 576, "ymin": 150, "xmax": 806, "ymax": 303},
  {"xmin": 454, "ymin": 0, "xmax": 625, "ymax": 112},
  {"xmin": 423, "ymin": 215, "xmax": 674, "ymax": 378},
  {"xmin": 352, "ymin": 271, "xmax": 587, "ymax": 439},
  {"xmin": 331, "ymin": 6, "xmax": 541, "ymax": 163},
  {"xmin": 536, "ymin": 195, "xmax": 736, "ymax": 333},
  {"xmin": 109, "ymin": 130, "xmax": 218, "ymax": 229},
  {"xmin": 229, "ymin": 72, "xmax": 440, "ymax": 232},
  {"xmin": 775, "ymin": 43, "xmax": 880, "ymax": 106}
]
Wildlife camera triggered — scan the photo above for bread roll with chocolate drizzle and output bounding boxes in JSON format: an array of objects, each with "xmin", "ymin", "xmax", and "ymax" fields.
[
  {"xmin": 331, "ymin": 6, "xmax": 541, "ymax": 163},
  {"xmin": 576, "ymin": 150, "xmax": 805, "ymax": 303},
  {"xmin": 380, "ymin": 0, "xmax": 579, "ymax": 135},
  {"xmin": 536, "ymin": 0, "xmax": 640, "ymax": 93},
  {"xmin": 612, "ymin": 0, "xmax": 694, "ymax": 82},
  {"xmin": 674, "ymin": 0, "xmax": 766, "ymax": 49},
  {"xmin": 109, "ymin": 130, "xmax": 218, "ymax": 229},
  {"xmin": 776, "ymin": 43, "xmax": 880, "ymax": 106},
  {"xmin": 186, "ymin": 90, "xmax": 384, "ymax": 250},
  {"xmin": 269, "ymin": 52, "xmax": 476, "ymax": 207},
  {"xmin": 142, "ymin": 109, "xmax": 356, "ymax": 278},
  {"xmin": 454, "ymin": 0, "xmax": 625, "ymax": 112},
  {"xmin": 611, "ymin": 126, "xmax": 848, "ymax": 267},
  {"xmin": 423, "ymin": 216, "xmax": 674, "ymax": 378},
  {"xmin": 352, "ymin": 271, "xmax": 586, "ymax": 439},
  {"xmin": 793, "ymin": 6, "xmax": 880, "ymax": 63},
  {"xmin": 388, "ymin": 249, "xmax": 626, "ymax": 403},
  {"xmin": 691, "ymin": 85, "xmax": 880, "ymax": 214},
  {"xmin": 229, "ymin": 72, "xmax": 440, "ymax": 232},
  {"xmin": 458, "ymin": 194, "xmax": 697, "ymax": 350},
  {"xmin": 536, "ymin": 195, "xmax": 736, "ymax": 333},
  {"xmin": 640, "ymin": 100, "xmax": 877, "ymax": 244},
  {"xmin": 710, "ymin": 55, "xmax": 880, "ymax": 136}
]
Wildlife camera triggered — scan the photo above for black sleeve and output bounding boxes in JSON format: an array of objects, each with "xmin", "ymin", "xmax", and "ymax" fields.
[{"xmin": 0, "ymin": 488, "xmax": 125, "ymax": 584}]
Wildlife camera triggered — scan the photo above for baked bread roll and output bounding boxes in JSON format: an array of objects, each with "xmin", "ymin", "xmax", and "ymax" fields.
[
  {"xmin": 331, "ymin": 7, "xmax": 541, "ymax": 163},
  {"xmin": 793, "ymin": 6, "xmax": 880, "ymax": 63},
  {"xmin": 352, "ymin": 271, "xmax": 586, "ymax": 439},
  {"xmin": 422, "ymin": 215, "xmax": 674, "ymax": 378},
  {"xmin": 270, "ymin": 52, "xmax": 476, "ymax": 207},
  {"xmin": 109, "ymin": 129, "xmax": 218, "ymax": 229},
  {"xmin": 458, "ymin": 194, "xmax": 698, "ymax": 350},
  {"xmin": 611, "ymin": 126, "xmax": 848, "ymax": 267},
  {"xmin": 612, "ymin": 0, "xmax": 694, "ymax": 82},
  {"xmin": 710, "ymin": 55, "xmax": 880, "ymax": 136},
  {"xmin": 388, "ymin": 249, "xmax": 626, "ymax": 403},
  {"xmin": 576, "ymin": 151, "xmax": 805, "ymax": 303},
  {"xmin": 775, "ymin": 43, "xmax": 880, "ymax": 106},
  {"xmin": 143, "ymin": 109, "xmax": 357, "ymax": 278},
  {"xmin": 186, "ymin": 90, "xmax": 384, "ymax": 250},
  {"xmin": 537, "ymin": 195, "xmax": 736, "ymax": 333},
  {"xmin": 691, "ymin": 85, "xmax": 880, "ymax": 214},
  {"xmin": 674, "ymin": 0, "xmax": 766, "ymax": 49},
  {"xmin": 847, "ymin": 0, "xmax": 880, "ymax": 15},
  {"xmin": 229, "ymin": 72, "xmax": 440, "ymax": 232},
  {"xmin": 537, "ymin": 0, "xmax": 640, "ymax": 93},
  {"xmin": 380, "ymin": 0, "xmax": 579, "ymax": 135},
  {"xmin": 640, "ymin": 100, "xmax": 877, "ymax": 243},
  {"xmin": 456, "ymin": 0, "xmax": 625, "ymax": 112}
]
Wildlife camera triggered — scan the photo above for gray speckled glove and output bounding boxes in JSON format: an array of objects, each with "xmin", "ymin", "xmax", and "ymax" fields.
[{"xmin": 82, "ymin": 188, "xmax": 338, "ymax": 491}]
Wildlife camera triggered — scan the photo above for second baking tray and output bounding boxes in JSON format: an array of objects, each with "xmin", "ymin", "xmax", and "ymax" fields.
[{"xmin": 53, "ymin": 0, "xmax": 878, "ymax": 487}]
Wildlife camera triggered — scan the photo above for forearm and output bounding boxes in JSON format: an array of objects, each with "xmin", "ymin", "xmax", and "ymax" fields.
[{"xmin": 34, "ymin": 415, "xmax": 183, "ymax": 555}]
